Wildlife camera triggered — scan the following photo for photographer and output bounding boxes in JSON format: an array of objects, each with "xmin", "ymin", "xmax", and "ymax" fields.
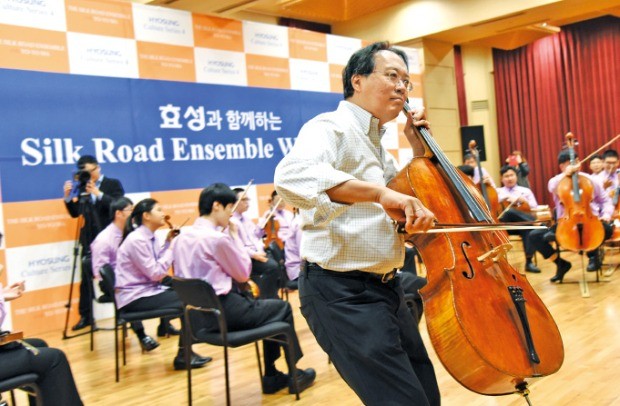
[{"xmin": 63, "ymin": 155, "xmax": 124, "ymax": 331}]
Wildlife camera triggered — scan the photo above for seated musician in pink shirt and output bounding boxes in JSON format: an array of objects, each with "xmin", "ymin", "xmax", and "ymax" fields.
[
  {"xmin": 230, "ymin": 187, "xmax": 281, "ymax": 298},
  {"xmin": 496, "ymin": 165, "xmax": 541, "ymax": 273},
  {"xmin": 115, "ymin": 198, "xmax": 210, "ymax": 370},
  {"xmin": 171, "ymin": 183, "xmax": 316, "ymax": 395}
]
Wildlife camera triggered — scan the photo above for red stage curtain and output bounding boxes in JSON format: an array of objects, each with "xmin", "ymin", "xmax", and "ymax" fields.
[{"xmin": 493, "ymin": 16, "xmax": 620, "ymax": 205}]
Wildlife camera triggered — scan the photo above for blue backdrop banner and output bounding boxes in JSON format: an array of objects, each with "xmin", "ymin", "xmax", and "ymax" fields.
[{"xmin": 0, "ymin": 68, "xmax": 341, "ymax": 202}]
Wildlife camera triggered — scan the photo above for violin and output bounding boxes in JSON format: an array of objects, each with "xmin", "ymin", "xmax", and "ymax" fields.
[
  {"xmin": 386, "ymin": 101, "xmax": 563, "ymax": 396},
  {"xmin": 468, "ymin": 140, "xmax": 502, "ymax": 220},
  {"xmin": 237, "ymin": 279, "xmax": 261, "ymax": 299},
  {"xmin": 497, "ymin": 196, "xmax": 532, "ymax": 220},
  {"xmin": 260, "ymin": 197, "xmax": 285, "ymax": 251},
  {"xmin": 555, "ymin": 133, "xmax": 604, "ymax": 252}
]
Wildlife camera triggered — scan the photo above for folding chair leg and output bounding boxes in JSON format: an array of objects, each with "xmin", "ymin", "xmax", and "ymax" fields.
[
  {"xmin": 224, "ymin": 346, "xmax": 231, "ymax": 406},
  {"xmin": 122, "ymin": 324, "xmax": 127, "ymax": 366},
  {"xmin": 254, "ymin": 342, "xmax": 264, "ymax": 392},
  {"xmin": 114, "ymin": 320, "xmax": 120, "ymax": 382}
]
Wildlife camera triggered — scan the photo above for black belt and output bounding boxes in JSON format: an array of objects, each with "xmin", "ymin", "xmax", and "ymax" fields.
[{"xmin": 304, "ymin": 261, "xmax": 397, "ymax": 283}]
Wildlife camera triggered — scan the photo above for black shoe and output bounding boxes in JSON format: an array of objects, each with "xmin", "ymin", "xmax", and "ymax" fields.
[
  {"xmin": 262, "ymin": 371, "xmax": 289, "ymax": 394},
  {"xmin": 587, "ymin": 256, "xmax": 601, "ymax": 272},
  {"xmin": 288, "ymin": 368, "xmax": 316, "ymax": 394},
  {"xmin": 173, "ymin": 353, "xmax": 212, "ymax": 371},
  {"xmin": 96, "ymin": 294, "xmax": 113, "ymax": 303},
  {"xmin": 550, "ymin": 259, "xmax": 572, "ymax": 283},
  {"xmin": 157, "ymin": 323, "xmax": 182, "ymax": 337},
  {"xmin": 72, "ymin": 317, "xmax": 92, "ymax": 331},
  {"xmin": 525, "ymin": 262, "xmax": 541, "ymax": 273},
  {"xmin": 543, "ymin": 231, "xmax": 556, "ymax": 243},
  {"xmin": 139, "ymin": 336, "xmax": 160, "ymax": 352}
]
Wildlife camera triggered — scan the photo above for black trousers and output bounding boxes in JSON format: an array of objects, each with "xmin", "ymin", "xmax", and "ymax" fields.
[
  {"xmin": 0, "ymin": 338, "xmax": 82, "ymax": 406},
  {"xmin": 120, "ymin": 290, "xmax": 184, "ymax": 346},
  {"xmin": 250, "ymin": 255, "xmax": 281, "ymax": 299},
  {"xmin": 193, "ymin": 291, "xmax": 303, "ymax": 369},
  {"xmin": 78, "ymin": 254, "xmax": 94, "ymax": 319},
  {"xmin": 299, "ymin": 264, "xmax": 440, "ymax": 406},
  {"xmin": 501, "ymin": 209, "xmax": 536, "ymax": 258}
]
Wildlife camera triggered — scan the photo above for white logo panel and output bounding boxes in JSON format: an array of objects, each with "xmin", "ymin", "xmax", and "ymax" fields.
[
  {"xmin": 132, "ymin": 3, "xmax": 193, "ymax": 47},
  {"xmin": 326, "ymin": 35, "xmax": 361, "ymax": 65},
  {"xmin": 67, "ymin": 32, "xmax": 138, "ymax": 78},
  {"xmin": 0, "ymin": 0, "xmax": 66, "ymax": 31},
  {"xmin": 242, "ymin": 21, "xmax": 288, "ymax": 58},
  {"xmin": 195, "ymin": 47, "xmax": 247, "ymax": 87},
  {"xmin": 289, "ymin": 58, "xmax": 329, "ymax": 93},
  {"xmin": 6, "ymin": 241, "xmax": 78, "ymax": 291}
]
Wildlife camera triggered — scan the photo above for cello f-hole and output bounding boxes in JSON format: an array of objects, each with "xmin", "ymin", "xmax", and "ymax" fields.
[{"xmin": 460, "ymin": 241, "xmax": 475, "ymax": 279}]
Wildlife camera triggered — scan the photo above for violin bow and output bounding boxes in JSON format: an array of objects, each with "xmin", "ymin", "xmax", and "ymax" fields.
[
  {"xmin": 580, "ymin": 133, "xmax": 620, "ymax": 163},
  {"xmin": 497, "ymin": 196, "xmax": 521, "ymax": 220},
  {"xmin": 259, "ymin": 196, "xmax": 283, "ymax": 229},
  {"xmin": 230, "ymin": 179, "xmax": 254, "ymax": 213}
]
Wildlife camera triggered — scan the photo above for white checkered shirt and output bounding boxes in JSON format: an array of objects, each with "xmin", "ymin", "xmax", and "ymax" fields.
[{"xmin": 274, "ymin": 101, "xmax": 405, "ymax": 273}]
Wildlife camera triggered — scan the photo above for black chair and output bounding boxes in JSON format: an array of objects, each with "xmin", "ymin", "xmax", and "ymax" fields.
[
  {"xmin": 171, "ymin": 277, "xmax": 300, "ymax": 406},
  {"xmin": 0, "ymin": 374, "xmax": 42, "ymax": 406},
  {"xmin": 99, "ymin": 265, "xmax": 183, "ymax": 382},
  {"xmin": 266, "ymin": 241, "xmax": 289, "ymax": 300}
]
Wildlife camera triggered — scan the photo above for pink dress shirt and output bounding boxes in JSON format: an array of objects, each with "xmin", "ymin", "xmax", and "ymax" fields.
[
  {"xmin": 548, "ymin": 172, "xmax": 614, "ymax": 220},
  {"xmin": 472, "ymin": 167, "xmax": 496, "ymax": 188},
  {"xmin": 0, "ymin": 285, "xmax": 5, "ymax": 328},
  {"xmin": 114, "ymin": 225, "xmax": 173, "ymax": 309},
  {"xmin": 90, "ymin": 223, "xmax": 123, "ymax": 279},
  {"xmin": 496, "ymin": 185, "xmax": 538, "ymax": 209},
  {"xmin": 593, "ymin": 170, "xmax": 619, "ymax": 195},
  {"xmin": 172, "ymin": 217, "xmax": 251, "ymax": 296},
  {"xmin": 231, "ymin": 212, "xmax": 265, "ymax": 256},
  {"xmin": 284, "ymin": 215, "xmax": 302, "ymax": 280}
]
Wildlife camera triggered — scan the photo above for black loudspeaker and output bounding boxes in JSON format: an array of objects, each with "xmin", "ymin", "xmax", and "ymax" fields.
[{"xmin": 460, "ymin": 125, "xmax": 486, "ymax": 162}]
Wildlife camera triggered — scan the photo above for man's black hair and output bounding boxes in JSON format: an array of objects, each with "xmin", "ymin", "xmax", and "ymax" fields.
[
  {"xmin": 342, "ymin": 41, "xmax": 409, "ymax": 99},
  {"xmin": 199, "ymin": 183, "xmax": 237, "ymax": 216},
  {"xmin": 602, "ymin": 149, "xmax": 619, "ymax": 160},
  {"xmin": 109, "ymin": 196, "xmax": 133, "ymax": 221},
  {"xmin": 457, "ymin": 165, "xmax": 474, "ymax": 178},
  {"xmin": 77, "ymin": 155, "xmax": 98, "ymax": 169},
  {"xmin": 558, "ymin": 150, "xmax": 577, "ymax": 165},
  {"xmin": 500, "ymin": 165, "xmax": 518, "ymax": 176}
]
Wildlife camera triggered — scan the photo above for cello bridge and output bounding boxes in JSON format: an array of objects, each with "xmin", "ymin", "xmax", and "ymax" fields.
[{"xmin": 476, "ymin": 243, "xmax": 513, "ymax": 262}]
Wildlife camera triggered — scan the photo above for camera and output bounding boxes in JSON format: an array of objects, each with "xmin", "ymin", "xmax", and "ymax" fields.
[{"xmin": 68, "ymin": 169, "xmax": 91, "ymax": 199}]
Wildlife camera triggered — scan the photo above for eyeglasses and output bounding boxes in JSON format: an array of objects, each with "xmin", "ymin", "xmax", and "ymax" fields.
[
  {"xmin": 373, "ymin": 70, "xmax": 413, "ymax": 91},
  {"xmin": 85, "ymin": 165, "xmax": 99, "ymax": 173}
]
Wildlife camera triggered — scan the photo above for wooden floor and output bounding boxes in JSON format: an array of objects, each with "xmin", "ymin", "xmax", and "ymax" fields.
[{"xmin": 11, "ymin": 245, "xmax": 620, "ymax": 406}]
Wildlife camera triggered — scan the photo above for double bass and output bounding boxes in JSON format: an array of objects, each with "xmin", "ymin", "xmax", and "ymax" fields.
[
  {"xmin": 555, "ymin": 133, "xmax": 604, "ymax": 252},
  {"xmin": 387, "ymin": 102, "xmax": 563, "ymax": 396}
]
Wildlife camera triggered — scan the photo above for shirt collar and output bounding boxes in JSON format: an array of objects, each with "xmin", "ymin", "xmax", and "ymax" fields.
[
  {"xmin": 194, "ymin": 217, "xmax": 218, "ymax": 230},
  {"xmin": 137, "ymin": 225, "xmax": 155, "ymax": 239},
  {"xmin": 340, "ymin": 100, "xmax": 387, "ymax": 143}
]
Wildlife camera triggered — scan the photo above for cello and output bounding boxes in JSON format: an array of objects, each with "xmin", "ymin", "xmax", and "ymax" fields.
[
  {"xmin": 468, "ymin": 140, "xmax": 502, "ymax": 220},
  {"xmin": 555, "ymin": 133, "xmax": 604, "ymax": 252},
  {"xmin": 387, "ymin": 102, "xmax": 563, "ymax": 397}
]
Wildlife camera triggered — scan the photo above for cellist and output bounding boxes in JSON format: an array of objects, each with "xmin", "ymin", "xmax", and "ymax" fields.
[
  {"xmin": 528, "ymin": 150, "xmax": 613, "ymax": 282},
  {"xmin": 463, "ymin": 152, "xmax": 497, "ymax": 188},
  {"xmin": 275, "ymin": 42, "xmax": 439, "ymax": 406},
  {"xmin": 496, "ymin": 165, "xmax": 541, "ymax": 273}
]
